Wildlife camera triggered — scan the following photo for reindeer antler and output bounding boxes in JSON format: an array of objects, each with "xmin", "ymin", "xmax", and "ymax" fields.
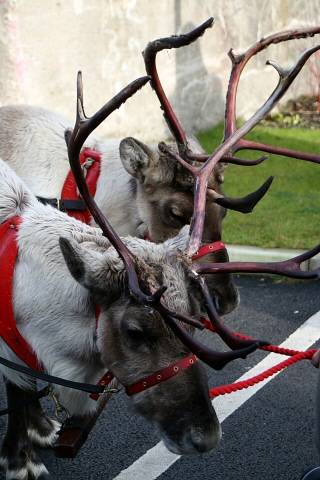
[
  {"xmin": 143, "ymin": 17, "xmax": 262, "ymax": 166},
  {"xmin": 66, "ymin": 72, "xmax": 167, "ymax": 306},
  {"xmin": 194, "ymin": 243, "xmax": 320, "ymax": 279},
  {"xmin": 224, "ymin": 26, "xmax": 320, "ymax": 165},
  {"xmin": 151, "ymin": 23, "xmax": 320, "ymax": 255},
  {"xmin": 66, "ymin": 72, "xmax": 263, "ymax": 371}
]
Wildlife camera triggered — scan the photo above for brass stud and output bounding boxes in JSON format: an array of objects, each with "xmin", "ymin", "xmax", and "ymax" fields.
[{"xmin": 142, "ymin": 381, "xmax": 147, "ymax": 388}]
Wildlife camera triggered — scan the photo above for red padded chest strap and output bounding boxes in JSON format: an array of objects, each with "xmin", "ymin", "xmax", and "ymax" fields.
[
  {"xmin": 61, "ymin": 148, "xmax": 101, "ymax": 224},
  {"xmin": 0, "ymin": 216, "xmax": 42, "ymax": 371}
]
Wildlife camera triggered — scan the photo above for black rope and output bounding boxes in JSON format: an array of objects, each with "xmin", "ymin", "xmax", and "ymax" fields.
[{"xmin": 0, "ymin": 356, "xmax": 105, "ymax": 395}]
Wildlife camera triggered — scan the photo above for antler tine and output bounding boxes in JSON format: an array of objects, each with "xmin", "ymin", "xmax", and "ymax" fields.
[
  {"xmin": 187, "ymin": 41, "xmax": 320, "ymax": 256},
  {"xmin": 224, "ymin": 26, "xmax": 320, "ymax": 164},
  {"xmin": 164, "ymin": 314, "xmax": 262, "ymax": 371},
  {"xmin": 67, "ymin": 73, "xmax": 167, "ymax": 305},
  {"xmin": 143, "ymin": 17, "xmax": 214, "ymax": 155},
  {"xmin": 212, "ymin": 176, "xmax": 274, "ymax": 213},
  {"xmin": 193, "ymin": 243, "xmax": 320, "ymax": 279},
  {"xmin": 187, "ymin": 151, "xmax": 269, "ymax": 166},
  {"xmin": 159, "ymin": 142, "xmax": 268, "ymax": 167},
  {"xmin": 76, "ymin": 71, "xmax": 86, "ymax": 122},
  {"xmin": 194, "ymin": 275, "xmax": 268, "ymax": 350},
  {"xmin": 159, "ymin": 142, "xmax": 272, "ymax": 214}
]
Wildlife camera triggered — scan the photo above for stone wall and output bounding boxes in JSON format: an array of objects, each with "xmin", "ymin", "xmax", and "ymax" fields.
[{"xmin": 0, "ymin": 0, "xmax": 318, "ymax": 142}]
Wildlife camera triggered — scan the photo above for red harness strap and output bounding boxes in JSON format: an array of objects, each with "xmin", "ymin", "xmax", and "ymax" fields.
[
  {"xmin": 191, "ymin": 241, "xmax": 225, "ymax": 260},
  {"xmin": 0, "ymin": 217, "xmax": 42, "ymax": 371},
  {"xmin": 61, "ymin": 148, "xmax": 101, "ymax": 224},
  {"xmin": 91, "ymin": 354, "xmax": 198, "ymax": 399}
]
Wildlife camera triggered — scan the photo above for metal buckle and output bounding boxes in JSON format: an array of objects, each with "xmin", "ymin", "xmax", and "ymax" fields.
[
  {"xmin": 103, "ymin": 386, "xmax": 121, "ymax": 395},
  {"xmin": 49, "ymin": 386, "xmax": 70, "ymax": 419}
]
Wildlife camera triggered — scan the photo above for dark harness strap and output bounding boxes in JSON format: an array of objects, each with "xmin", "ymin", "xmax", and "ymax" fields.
[
  {"xmin": 36, "ymin": 197, "xmax": 87, "ymax": 212},
  {"xmin": 0, "ymin": 355, "xmax": 106, "ymax": 396},
  {"xmin": 36, "ymin": 147, "xmax": 101, "ymax": 223}
]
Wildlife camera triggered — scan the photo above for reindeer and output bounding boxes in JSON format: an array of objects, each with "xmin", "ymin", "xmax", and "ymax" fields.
[
  {"xmin": 0, "ymin": 20, "xmax": 295, "ymax": 318},
  {"xmin": 0, "ymin": 77, "xmax": 267, "ymax": 478},
  {"xmin": 0, "ymin": 19, "xmax": 319, "ymax": 480}
]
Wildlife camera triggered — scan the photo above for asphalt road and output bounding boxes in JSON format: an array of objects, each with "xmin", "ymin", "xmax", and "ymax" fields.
[{"xmin": 0, "ymin": 275, "xmax": 319, "ymax": 480}]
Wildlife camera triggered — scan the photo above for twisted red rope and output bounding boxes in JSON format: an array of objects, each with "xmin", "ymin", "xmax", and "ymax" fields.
[{"xmin": 200, "ymin": 319, "xmax": 317, "ymax": 398}]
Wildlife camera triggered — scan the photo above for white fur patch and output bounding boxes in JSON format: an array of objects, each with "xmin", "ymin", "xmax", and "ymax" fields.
[
  {"xmin": 26, "ymin": 461, "xmax": 48, "ymax": 478},
  {"xmin": 0, "ymin": 456, "xmax": 8, "ymax": 469},
  {"xmin": 27, "ymin": 418, "xmax": 61, "ymax": 447},
  {"xmin": 6, "ymin": 467, "xmax": 28, "ymax": 480}
]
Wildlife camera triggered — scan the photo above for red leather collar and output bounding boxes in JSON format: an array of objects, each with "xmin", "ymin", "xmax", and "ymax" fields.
[
  {"xmin": 191, "ymin": 241, "xmax": 226, "ymax": 260},
  {"xmin": 126, "ymin": 353, "xmax": 197, "ymax": 396},
  {"xmin": 0, "ymin": 216, "xmax": 42, "ymax": 371},
  {"xmin": 61, "ymin": 148, "xmax": 101, "ymax": 224},
  {"xmin": 144, "ymin": 231, "xmax": 226, "ymax": 260},
  {"xmin": 91, "ymin": 354, "xmax": 198, "ymax": 399}
]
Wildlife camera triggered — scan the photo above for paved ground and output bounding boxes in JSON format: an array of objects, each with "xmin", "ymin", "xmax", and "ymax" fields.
[{"xmin": 0, "ymin": 275, "xmax": 319, "ymax": 480}]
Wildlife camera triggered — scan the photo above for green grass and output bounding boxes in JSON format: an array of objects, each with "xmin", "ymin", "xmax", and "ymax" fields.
[{"xmin": 198, "ymin": 125, "xmax": 320, "ymax": 249}]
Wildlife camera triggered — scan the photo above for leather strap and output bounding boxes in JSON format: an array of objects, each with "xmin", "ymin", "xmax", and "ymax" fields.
[
  {"xmin": 125, "ymin": 354, "xmax": 198, "ymax": 396},
  {"xmin": 61, "ymin": 148, "xmax": 101, "ymax": 224},
  {"xmin": 37, "ymin": 197, "xmax": 87, "ymax": 211},
  {"xmin": 92, "ymin": 354, "xmax": 198, "ymax": 399},
  {"xmin": 36, "ymin": 148, "xmax": 101, "ymax": 224},
  {"xmin": 0, "ymin": 216, "xmax": 42, "ymax": 371},
  {"xmin": 191, "ymin": 241, "xmax": 226, "ymax": 260}
]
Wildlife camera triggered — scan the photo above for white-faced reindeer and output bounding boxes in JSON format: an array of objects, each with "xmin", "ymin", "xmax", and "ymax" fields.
[{"xmin": 0, "ymin": 19, "xmax": 320, "ymax": 480}]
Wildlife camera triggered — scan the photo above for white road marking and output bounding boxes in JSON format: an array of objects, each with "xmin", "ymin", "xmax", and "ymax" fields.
[{"xmin": 113, "ymin": 310, "xmax": 320, "ymax": 480}]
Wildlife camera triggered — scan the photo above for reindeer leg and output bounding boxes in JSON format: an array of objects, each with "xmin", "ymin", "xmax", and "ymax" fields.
[
  {"xmin": 1, "ymin": 380, "xmax": 50, "ymax": 479},
  {"xmin": 26, "ymin": 381, "xmax": 61, "ymax": 449}
]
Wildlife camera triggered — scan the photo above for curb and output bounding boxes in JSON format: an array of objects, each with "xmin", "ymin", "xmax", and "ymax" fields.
[{"xmin": 226, "ymin": 244, "xmax": 320, "ymax": 272}]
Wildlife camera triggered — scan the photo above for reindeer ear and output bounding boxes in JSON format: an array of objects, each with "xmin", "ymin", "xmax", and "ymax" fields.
[
  {"xmin": 119, "ymin": 137, "xmax": 153, "ymax": 183},
  {"xmin": 59, "ymin": 237, "xmax": 126, "ymax": 303}
]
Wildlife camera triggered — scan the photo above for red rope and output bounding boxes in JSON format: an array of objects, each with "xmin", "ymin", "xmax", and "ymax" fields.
[{"xmin": 200, "ymin": 319, "xmax": 318, "ymax": 399}]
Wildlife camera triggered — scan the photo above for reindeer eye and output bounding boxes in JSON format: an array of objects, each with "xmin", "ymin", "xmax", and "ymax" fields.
[
  {"xmin": 162, "ymin": 201, "xmax": 189, "ymax": 228},
  {"xmin": 125, "ymin": 326, "xmax": 145, "ymax": 342},
  {"xmin": 168, "ymin": 206, "xmax": 185, "ymax": 226}
]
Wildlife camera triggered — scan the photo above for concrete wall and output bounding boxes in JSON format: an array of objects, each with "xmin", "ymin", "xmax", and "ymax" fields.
[{"xmin": 0, "ymin": 0, "xmax": 319, "ymax": 142}]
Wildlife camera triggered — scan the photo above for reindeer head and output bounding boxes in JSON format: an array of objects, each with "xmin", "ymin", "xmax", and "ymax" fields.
[
  {"xmin": 119, "ymin": 135, "xmax": 238, "ymax": 314},
  {"xmin": 63, "ymin": 21, "xmax": 320, "ymax": 455},
  {"xmin": 60, "ymin": 229, "xmax": 222, "ymax": 454},
  {"xmin": 119, "ymin": 136, "xmax": 226, "ymax": 244}
]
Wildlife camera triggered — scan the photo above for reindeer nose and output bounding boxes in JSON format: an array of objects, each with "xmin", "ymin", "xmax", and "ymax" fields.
[{"xmin": 189, "ymin": 424, "xmax": 221, "ymax": 453}]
